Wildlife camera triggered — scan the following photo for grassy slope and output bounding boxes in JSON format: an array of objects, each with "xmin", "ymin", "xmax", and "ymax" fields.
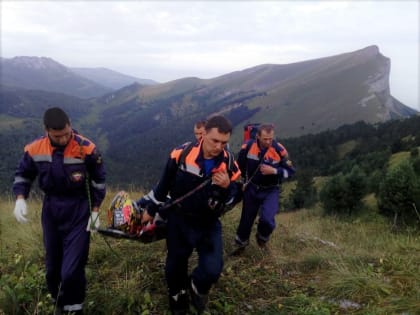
[{"xmin": 1, "ymin": 188, "xmax": 419, "ymax": 315}]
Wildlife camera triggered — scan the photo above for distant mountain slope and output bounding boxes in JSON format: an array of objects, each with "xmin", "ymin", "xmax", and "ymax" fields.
[
  {"xmin": 83, "ymin": 45, "xmax": 417, "ymax": 185},
  {"xmin": 0, "ymin": 56, "xmax": 112, "ymax": 98},
  {"xmin": 0, "ymin": 46, "xmax": 417, "ymax": 189},
  {"xmin": 0, "ymin": 85, "xmax": 89, "ymax": 121},
  {"xmin": 204, "ymin": 46, "xmax": 416, "ymax": 138},
  {"xmin": 92, "ymin": 46, "xmax": 416, "ymax": 148},
  {"xmin": 70, "ymin": 67, "xmax": 158, "ymax": 90}
]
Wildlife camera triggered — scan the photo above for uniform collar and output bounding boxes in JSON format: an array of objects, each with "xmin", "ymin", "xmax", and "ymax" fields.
[{"xmin": 196, "ymin": 141, "xmax": 225, "ymax": 168}]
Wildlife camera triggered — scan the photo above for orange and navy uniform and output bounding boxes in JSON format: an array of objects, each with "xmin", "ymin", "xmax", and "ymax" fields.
[
  {"xmin": 235, "ymin": 138, "xmax": 295, "ymax": 244},
  {"xmin": 237, "ymin": 139, "xmax": 294, "ymax": 187},
  {"xmin": 12, "ymin": 130, "xmax": 106, "ymax": 311},
  {"xmin": 141, "ymin": 141, "xmax": 241, "ymax": 299},
  {"xmin": 145, "ymin": 141, "xmax": 241, "ymax": 220},
  {"xmin": 13, "ymin": 131, "xmax": 106, "ymax": 206}
]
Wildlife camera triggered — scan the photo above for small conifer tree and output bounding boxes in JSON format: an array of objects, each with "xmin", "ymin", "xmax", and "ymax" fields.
[{"xmin": 377, "ymin": 160, "xmax": 420, "ymax": 229}]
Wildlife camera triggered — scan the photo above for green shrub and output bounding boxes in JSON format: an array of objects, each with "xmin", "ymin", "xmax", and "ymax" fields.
[
  {"xmin": 0, "ymin": 254, "xmax": 53, "ymax": 315},
  {"xmin": 320, "ymin": 166, "xmax": 367, "ymax": 216},
  {"xmin": 377, "ymin": 160, "xmax": 420, "ymax": 229},
  {"xmin": 287, "ymin": 169, "xmax": 317, "ymax": 209}
]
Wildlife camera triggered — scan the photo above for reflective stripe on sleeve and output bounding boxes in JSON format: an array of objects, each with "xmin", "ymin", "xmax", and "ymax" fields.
[
  {"xmin": 63, "ymin": 303, "xmax": 83, "ymax": 311},
  {"xmin": 180, "ymin": 164, "xmax": 202, "ymax": 176},
  {"xmin": 13, "ymin": 176, "xmax": 32, "ymax": 184},
  {"xmin": 63, "ymin": 157, "xmax": 84, "ymax": 164},
  {"xmin": 91, "ymin": 180, "xmax": 105, "ymax": 190},
  {"xmin": 32, "ymin": 155, "xmax": 52, "ymax": 162},
  {"xmin": 146, "ymin": 190, "xmax": 165, "ymax": 205}
]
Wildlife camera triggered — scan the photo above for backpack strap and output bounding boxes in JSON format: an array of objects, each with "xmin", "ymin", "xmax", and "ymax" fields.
[
  {"xmin": 225, "ymin": 149, "xmax": 236, "ymax": 177},
  {"xmin": 271, "ymin": 140, "xmax": 283, "ymax": 156},
  {"xmin": 244, "ymin": 139, "xmax": 255, "ymax": 156},
  {"xmin": 178, "ymin": 141, "xmax": 194, "ymax": 168}
]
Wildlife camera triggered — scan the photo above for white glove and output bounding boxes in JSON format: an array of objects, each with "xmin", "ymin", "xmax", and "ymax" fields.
[
  {"xmin": 14, "ymin": 199, "xmax": 28, "ymax": 223},
  {"xmin": 86, "ymin": 211, "xmax": 100, "ymax": 231}
]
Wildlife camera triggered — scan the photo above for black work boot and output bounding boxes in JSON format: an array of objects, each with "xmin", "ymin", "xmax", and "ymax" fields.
[
  {"xmin": 256, "ymin": 233, "xmax": 268, "ymax": 248},
  {"xmin": 51, "ymin": 307, "xmax": 62, "ymax": 315},
  {"xmin": 169, "ymin": 289, "xmax": 189, "ymax": 315},
  {"xmin": 50, "ymin": 296, "xmax": 63, "ymax": 315},
  {"xmin": 230, "ymin": 235, "xmax": 249, "ymax": 256},
  {"xmin": 189, "ymin": 278, "xmax": 208, "ymax": 314}
]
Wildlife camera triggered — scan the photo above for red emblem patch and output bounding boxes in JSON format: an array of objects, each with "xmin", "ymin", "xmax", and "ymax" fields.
[{"xmin": 71, "ymin": 172, "xmax": 83, "ymax": 182}]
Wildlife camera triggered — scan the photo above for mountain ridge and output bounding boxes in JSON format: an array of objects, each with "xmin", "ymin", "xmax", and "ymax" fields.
[
  {"xmin": 0, "ymin": 56, "xmax": 112, "ymax": 98},
  {"xmin": 0, "ymin": 45, "xmax": 417, "ymax": 188},
  {"xmin": 70, "ymin": 67, "xmax": 158, "ymax": 90}
]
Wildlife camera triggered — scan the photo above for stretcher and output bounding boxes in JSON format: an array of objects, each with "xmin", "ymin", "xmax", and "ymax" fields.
[{"xmin": 97, "ymin": 191, "xmax": 166, "ymax": 243}]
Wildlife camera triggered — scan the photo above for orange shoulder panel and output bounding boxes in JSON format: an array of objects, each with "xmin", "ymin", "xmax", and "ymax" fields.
[
  {"xmin": 65, "ymin": 134, "xmax": 95, "ymax": 158},
  {"xmin": 276, "ymin": 142, "xmax": 288, "ymax": 158},
  {"xmin": 212, "ymin": 151, "xmax": 241, "ymax": 181},
  {"xmin": 170, "ymin": 142, "xmax": 197, "ymax": 163},
  {"xmin": 24, "ymin": 137, "xmax": 53, "ymax": 157},
  {"xmin": 230, "ymin": 162, "xmax": 241, "ymax": 181},
  {"xmin": 265, "ymin": 147, "xmax": 281, "ymax": 162},
  {"xmin": 183, "ymin": 145, "xmax": 200, "ymax": 167},
  {"xmin": 170, "ymin": 147, "xmax": 184, "ymax": 163},
  {"xmin": 248, "ymin": 142, "xmax": 260, "ymax": 155},
  {"xmin": 212, "ymin": 160, "xmax": 227, "ymax": 174}
]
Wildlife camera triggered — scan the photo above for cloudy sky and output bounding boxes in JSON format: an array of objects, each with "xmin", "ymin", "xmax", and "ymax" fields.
[{"xmin": 1, "ymin": 1, "xmax": 419, "ymax": 109}]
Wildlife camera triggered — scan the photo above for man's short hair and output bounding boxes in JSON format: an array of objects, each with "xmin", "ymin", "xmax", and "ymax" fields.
[
  {"xmin": 205, "ymin": 115, "xmax": 232, "ymax": 134},
  {"xmin": 258, "ymin": 123, "xmax": 275, "ymax": 135},
  {"xmin": 43, "ymin": 107, "xmax": 70, "ymax": 130},
  {"xmin": 194, "ymin": 119, "xmax": 207, "ymax": 129}
]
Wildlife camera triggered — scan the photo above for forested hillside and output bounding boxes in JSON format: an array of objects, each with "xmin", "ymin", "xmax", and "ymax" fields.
[
  {"xmin": 2, "ymin": 113, "xmax": 419, "ymax": 196},
  {"xmin": 283, "ymin": 115, "xmax": 420, "ymax": 177},
  {"xmin": 283, "ymin": 115, "xmax": 420, "ymax": 230}
]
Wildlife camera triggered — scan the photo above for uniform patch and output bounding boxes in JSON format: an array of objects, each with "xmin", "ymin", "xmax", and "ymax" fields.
[{"xmin": 71, "ymin": 171, "xmax": 84, "ymax": 182}]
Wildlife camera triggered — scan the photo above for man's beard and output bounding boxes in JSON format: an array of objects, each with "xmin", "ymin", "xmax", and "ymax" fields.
[{"xmin": 48, "ymin": 136, "xmax": 68, "ymax": 149}]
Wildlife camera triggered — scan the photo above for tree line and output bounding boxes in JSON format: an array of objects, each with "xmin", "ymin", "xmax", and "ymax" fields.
[
  {"xmin": 284, "ymin": 115, "xmax": 420, "ymax": 229},
  {"xmin": 2, "ymin": 112, "xmax": 420, "ymax": 230}
]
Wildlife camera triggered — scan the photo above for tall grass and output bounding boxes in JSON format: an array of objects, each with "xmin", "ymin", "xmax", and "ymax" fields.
[{"xmin": 1, "ymin": 192, "xmax": 419, "ymax": 314}]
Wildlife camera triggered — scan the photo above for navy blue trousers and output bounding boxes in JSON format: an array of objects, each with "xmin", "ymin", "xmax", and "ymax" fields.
[
  {"xmin": 236, "ymin": 183, "xmax": 279, "ymax": 242},
  {"xmin": 42, "ymin": 195, "xmax": 90, "ymax": 309},
  {"xmin": 165, "ymin": 213, "xmax": 223, "ymax": 296}
]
